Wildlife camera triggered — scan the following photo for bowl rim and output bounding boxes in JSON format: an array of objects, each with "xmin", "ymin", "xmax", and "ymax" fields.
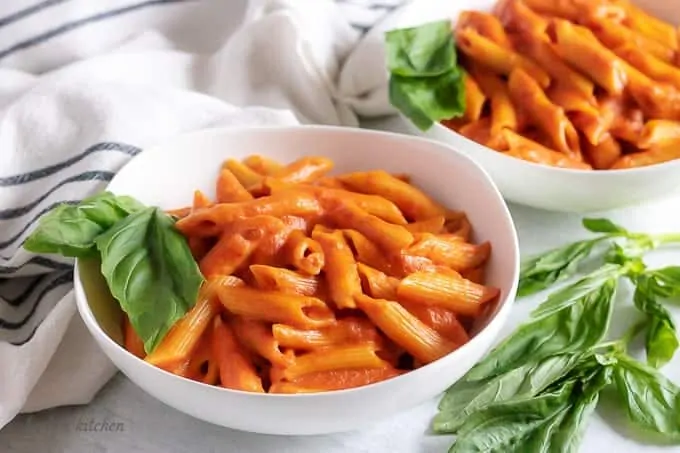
[
  {"xmin": 429, "ymin": 121, "xmax": 680, "ymax": 176},
  {"xmin": 74, "ymin": 124, "xmax": 521, "ymax": 399}
]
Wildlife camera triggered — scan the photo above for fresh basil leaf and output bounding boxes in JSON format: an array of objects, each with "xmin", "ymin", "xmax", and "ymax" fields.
[
  {"xmin": 518, "ymin": 239, "xmax": 603, "ymax": 297},
  {"xmin": 634, "ymin": 276, "xmax": 679, "ymax": 368},
  {"xmin": 531, "ymin": 264, "xmax": 623, "ymax": 318},
  {"xmin": 435, "ymin": 353, "xmax": 581, "ymax": 434},
  {"xmin": 549, "ymin": 366, "xmax": 612, "ymax": 452},
  {"xmin": 95, "ymin": 207, "xmax": 204, "ymax": 353},
  {"xmin": 24, "ymin": 192, "xmax": 145, "ymax": 258},
  {"xmin": 612, "ymin": 354, "xmax": 680, "ymax": 441},
  {"xmin": 389, "ymin": 69, "xmax": 465, "ymax": 131},
  {"xmin": 449, "ymin": 383, "xmax": 575, "ymax": 453},
  {"xmin": 466, "ymin": 278, "xmax": 617, "ymax": 381},
  {"xmin": 647, "ymin": 266, "xmax": 680, "ymax": 299},
  {"xmin": 385, "ymin": 20, "xmax": 456, "ymax": 77},
  {"xmin": 582, "ymin": 218, "xmax": 628, "ymax": 234}
]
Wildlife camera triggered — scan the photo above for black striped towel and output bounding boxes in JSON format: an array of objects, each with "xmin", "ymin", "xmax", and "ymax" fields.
[{"xmin": 0, "ymin": 0, "xmax": 410, "ymax": 428}]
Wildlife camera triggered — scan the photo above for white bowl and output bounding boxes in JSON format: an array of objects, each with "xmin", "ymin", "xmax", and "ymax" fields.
[
  {"xmin": 73, "ymin": 126, "xmax": 519, "ymax": 435},
  {"xmin": 386, "ymin": 0, "xmax": 680, "ymax": 213}
]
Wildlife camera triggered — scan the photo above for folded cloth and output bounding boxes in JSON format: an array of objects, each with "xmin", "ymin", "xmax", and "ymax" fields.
[{"xmin": 0, "ymin": 0, "xmax": 413, "ymax": 429}]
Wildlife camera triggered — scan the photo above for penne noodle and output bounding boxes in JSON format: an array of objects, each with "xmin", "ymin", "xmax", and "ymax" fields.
[
  {"xmin": 510, "ymin": 30, "xmax": 594, "ymax": 99},
  {"xmin": 144, "ymin": 277, "xmax": 234, "ymax": 368},
  {"xmin": 243, "ymin": 154, "xmax": 284, "ymax": 176},
  {"xmin": 199, "ymin": 233, "xmax": 258, "ymax": 278},
  {"xmin": 357, "ymin": 262, "xmax": 400, "ymax": 300},
  {"xmin": 314, "ymin": 176, "xmax": 345, "ymax": 189},
  {"xmin": 281, "ymin": 230, "xmax": 325, "ymax": 275},
  {"xmin": 611, "ymin": 144, "xmax": 680, "ymax": 169},
  {"xmin": 583, "ymin": 134, "xmax": 622, "ymax": 170},
  {"xmin": 456, "ymin": 27, "xmax": 550, "ymax": 88},
  {"xmin": 183, "ymin": 329, "xmax": 219, "ymax": 385},
  {"xmin": 192, "ymin": 190, "xmax": 212, "ymax": 210},
  {"xmin": 324, "ymin": 200, "xmax": 414, "ymax": 253},
  {"xmin": 638, "ymin": 120, "xmax": 680, "ymax": 149},
  {"xmin": 401, "ymin": 303, "xmax": 470, "ymax": 346},
  {"xmin": 623, "ymin": 2, "xmax": 678, "ymax": 50},
  {"xmin": 250, "ymin": 264, "xmax": 319, "ymax": 296},
  {"xmin": 459, "ymin": 118, "xmax": 499, "ymax": 150},
  {"xmin": 508, "ymin": 68, "xmax": 581, "ymax": 158},
  {"xmin": 216, "ymin": 168, "xmax": 253, "ymax": 203},
  {"xmin": 341, "ymin": 229, "xmax": 392, "ymax": 273},
  {"xmin": 175, "ymin": 191, "xmax": 321, "ymax": 236},
  {"xmin": 223, "ymin": 159, "xmax": 264, "ymax": 189},
  {"xmin": 338, "ymin": 170, "xmax": 445, "ymax": 221},
  {"xmin": 404, "ymin": 216, "xmax": 446, "ymax": 234},
  {"xmin": 614, "ymin": 45, "xmax": 680, "ymax": 90},
  {"xmin": 462, "ymin": 70, "xmax": 487, "ymax": 123},
  {"xmin": 461, "ymin": 266, "xmax": 485, "ymax": 285},
  {"xmin": 458, "ymin": 10, "xmax": 512, "ymax": 48},
  {"xmin": 315, "ymin": 187, "xmax": 408, "ymax": 225},
  {"xmin": 407, "ymin": 233, "xmax": 491, "ymax": 272},
  {"xmin": 212, "ymin": 317, "xmax": 264, "ymax": 392},
  {"xmin": 314, "ymin": 230, "xmax": 362, "ymax": 308},
  {"xmin": 502, "ymin": 129, "xmax": 592, "ymax": 170},
  {"xmin": 397, "ymin": 271, "xmax": 499, "ymax": 316},
  {"xmin": 274, "ymin": 367, "xmax": 404, "ymax": 393},
  {"xmin": 273, "ymin": 316, "xmax": 382, "ymax": 350},
  {"xmin": 281, "ymin": 344, "xmax": 388, "ymax": 381},
  {"xmin": 355, "ymin": 294, "xmax": 457, "ymax": 364},
  {"xmin": 588, "ymin": 17, "xmax": 674, "ymax": 64},
  {"xmin": 468, "ymin": 64, "xmax": 518, "ymax": 136},
  {"xmin": 275, "ymin": 156, "xmax": 334, "ymax": 185},
  {"xmin": 546, "ymin": 84, "xmax": 603, "ymax": 145},
  {"xmin": 230, "ymin": 317, "xmax": 291, "ymax": 367},
  {"xmin": 216, "ymin": 285, "xmax": 336, "ymax": 329},
  {"xmin": 552, "ymin": 19, "xmax": 627, "ymax": 96},
  {"xmin": 496, "ymin": 0, "xmax": 548, "ymax": 35},
  {"xmin": 522, "ymin": 0, "xmax": 580, "ymax": 20}
]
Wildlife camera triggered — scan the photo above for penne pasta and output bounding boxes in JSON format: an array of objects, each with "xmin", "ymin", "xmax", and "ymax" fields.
[
  {"xmin": 638, "ymin": 120, "xmax": 680, "ymax": 149},
  {"xmin": 623, "ymin": 1, "xmax": 678, "ymax": 50},
  {"xmin": 404, "ymin": 216, "xmax": 446, "ymax": 234},
  {"xmin": 458, "ymin": 10, "xmax": 512, "ymax": 48},
  {"xmin": 184, "ymin": 328, "xmax": 219, "ymax": 385},
  {"xmin": 123, "ymin": 315, "xmax": 146, "ymax": 359},
  {"xmin": 216, "ymin": 285, "xmax": 336, "ymax": 329},
  {"xmin": 281, "ymin": 230, "xmax": 325, "ymax": 275},
  {"xmin": 313, "ymin": 230, "xmax": 362, "ymax": 309},
  {"xmin": 588, "ymin": 17, "xmax": 674, "ymax": 64},
  {"xmin": 522, "ymin": 0, "xmax": 580, "ymax": 21},
  {"xmin": 611, "ymin": 144, "xmax": 680, "ymax": 169},
  {"xmin": 355, "ymin": 294, "xmax": 457, "ymax": 364},
  {"xmin": 250, "ymin": 264, "xmax": 319, "ymax": 296},
  {"xmin": 462, "ymin": 70, "xmax": 487, "ymax": 123},
  {"xmin": 243, "ymin": 154, "xmax": 284, "ymax": 176},
  {"xmin": 357, "ymin": 262, "xmax": 400, "ymax": 300},
  {"xmin": 456, "ymin": 27, "xmax": 550, "ymax": 88},
  {"xmin": 272, "ymin": 367, "xmax": 403, "ymax": 393},
  {"xmin": 401, "ymin": 303, "xmax": 470, "ymax": 346},
  {"xmin": 212, "ymin": 317, "xmax": 264, "ymax": 392},
  {"xmin": 614, "ymin": 45, "xmax": 680, "ymax": 91},
  {"xmin": 552, "ymin": 19, "xmax": 627, "ymax": 96},
  {"xmin": 496, "ymin": 0, "xmax": 549, "ymax": 35},
  {"xmin": 469, "ymin": 64, "xmax": 518, "ymax": 136},
  {"xmin": 397, "ymin": 271, "xmax": 499, "ymax": 316},
  {"xmin": 281, "ymin": 344, "xmax": 388, "ymax": 381},
  {"xmin": 230, "ymin": 317, "xmax": 291, "ymax": 367},
  {"xmin": 324, "ymin": 200, "xmax": 414, "ymax": 253},
  {"xmin": 275, "ymin": 157, "xmax": 334, "ymax": 185},
  {"xmin": 216, "ymin": 168, "xmax": 253, "ymax": 203},
  {"xmin": 273, "ymin": 316, "xmax": 382, "ymax": 350},
  {"xmin": 223, "ymin": 159, "xmax": 264, "ymax": 189},
  {"xmin": 341, "ymin": 229, "xmax": 392, "ymax": 273},
  {"xmin": 407, "ymin": 233, "xmax": 491, "ymax": 272},
  {"xmin": 502, "ymin": 129, "xmax": 592, "ymax": 170},
  {"xmin": 508, "ymin": 68, "xmax": 581, "ymax": 158},
  {"xmin": 583, "ymin": 134, "xmax": 622, "ymax": 170}
]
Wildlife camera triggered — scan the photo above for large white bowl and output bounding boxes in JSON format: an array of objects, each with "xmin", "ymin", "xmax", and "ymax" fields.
[
  {"xmin": 73, "ymin": 126, "xmax": 520, "ymax": 435},
  {"xmin": 384, "ymin": 0, "xmax": 680, "ymax": 213}
]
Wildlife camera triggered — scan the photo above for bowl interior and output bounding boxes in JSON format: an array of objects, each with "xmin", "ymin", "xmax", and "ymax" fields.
[{"xmin": 79, "ymin": 126, "xmax": 519, "ymax": 356}]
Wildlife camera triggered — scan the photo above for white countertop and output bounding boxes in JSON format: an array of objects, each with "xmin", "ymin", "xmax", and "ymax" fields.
[{"xmin": 2, "ymin": 116, "xmax": 679, "ymax": 453}]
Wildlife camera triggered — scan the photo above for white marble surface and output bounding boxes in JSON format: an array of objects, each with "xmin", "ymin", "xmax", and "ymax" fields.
[{"xmin": 2, "ymin": 116, "xmax": 680, "ymax": 453}]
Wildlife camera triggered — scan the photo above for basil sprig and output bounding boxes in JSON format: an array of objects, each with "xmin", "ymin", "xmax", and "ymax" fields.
[
  {"xmin": 385, "ymin": 20, "xmax": 466, "ymax": 131},
  {"xmin": 24, "ymin": 192, "xmax": 204, "ymax": 353},
  {"xmin": 436, "ymin": 218, "xmax": 680, "ymax": 452}
]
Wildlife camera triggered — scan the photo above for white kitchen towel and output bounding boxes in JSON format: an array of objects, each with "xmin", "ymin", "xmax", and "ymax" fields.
[{"xmin": 0, "ymin": 0, "xmax": 413, "ymax": 429}]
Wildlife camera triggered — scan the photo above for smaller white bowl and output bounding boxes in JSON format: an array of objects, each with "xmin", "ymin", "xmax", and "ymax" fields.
[
  {"xmin": 74, "ymin": 126, "xmax": 520, "ymax": 435},
  {"xmin": 378, "ymin": 0, "xmax": 680, "ymax": 213}
]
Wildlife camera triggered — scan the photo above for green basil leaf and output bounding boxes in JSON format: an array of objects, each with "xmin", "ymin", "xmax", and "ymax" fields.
[
  {"xmin": 518, "ymin": 239, "xmax": 603, "ymax": 297},
  {"xmin": 24, "ymin": 192, "xmax": 145, "ymax": 258},
  {"xmin": 612, "ymin": 354, "xmax": 680, "ymax": 441},
  {"xmin": 647, "ymin": 266, "xmax": 680, "ymax": 299},
  {"xmin": 388, "ymin": 69, "xmax": 465, "ymax": 131},
  {"xmin": 435, "ymin": 353, "xmax": 581, "ymax": 434},
  {"xmin": 531, "ymin": 264, "xmax": 623, "ymax": 319},
  {"xmin": 95, "ymin": 207, "xmax": 204, "ymax": 353},
  {"xmin": 634, "ymin": 276, "xmax": 679, "ymax": 368},
  {"xmin": 466, "ymin": 278, "xmax": 617, "ymax": 381},
  {"xmin": 385, "ymin": 20, "xmax": 456, "ymax": 77},
  {"xmin": 582, "ymin": 218, "xmax": 628, "ymax": 234},
  {"xmin": 449, "ymin": 383, "xmax": 575, "ymax": 453},
  {"xmin": 549, "ymin": 366, "xmax": 612, "ymax": 452}
]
